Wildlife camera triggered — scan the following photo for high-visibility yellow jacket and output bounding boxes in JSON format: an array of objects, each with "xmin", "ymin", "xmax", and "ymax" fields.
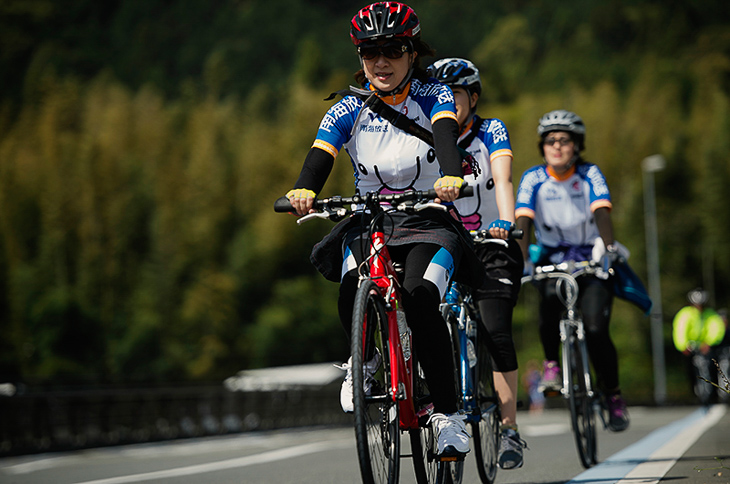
[{"xmin": 672, "ymin": 306, "xmax": 725, "ymax": 352}]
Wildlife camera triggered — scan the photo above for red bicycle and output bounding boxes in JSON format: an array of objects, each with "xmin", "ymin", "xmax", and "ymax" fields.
[{"xmin": 275, "ymin": 188, "xmax": 472, "ymax": 484}]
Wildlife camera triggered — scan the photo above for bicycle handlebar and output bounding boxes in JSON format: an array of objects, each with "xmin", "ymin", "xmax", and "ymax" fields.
[
  {"xmin": 273, "ymin": 185, "xmax": 474, "ymax": 215},
  {"xmin": 470, "ymin": 228, "xmax": 523, "ymax": 247},
  {"xmin": 521, "ymin": 260, "xmax": 605, "ymax": 282},
  {"xmin": 521, "ymin": 261, "xmax": 608, "ymax": 308}
]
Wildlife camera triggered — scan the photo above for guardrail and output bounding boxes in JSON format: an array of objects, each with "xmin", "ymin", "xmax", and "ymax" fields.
[{"xmin": 0, "ymin": 382, "xmax": 350, "ymax": 457}]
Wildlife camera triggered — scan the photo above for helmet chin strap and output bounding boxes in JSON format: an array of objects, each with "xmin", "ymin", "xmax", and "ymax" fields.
[
  {"xmin": 360, "ymin": 49, "xmax": 416, "ymax": 98},
  {"xmin": 385, "ymin": 65, "xmax": 414, "ymax": 96},
  {"xmin": 566, "ymin": 153, "xmax": 580, "ymax": 169}
]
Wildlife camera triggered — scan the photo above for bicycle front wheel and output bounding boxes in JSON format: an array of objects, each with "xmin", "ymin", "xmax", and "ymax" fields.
[
  {"xmin": 352, "ymin": 280, "xmax": 400, "ymax": 484},
  {"xmin": 472, "ymin": 324, "xmax": 500, "ymax": 484},
  {"xmin": 566, "ymin": 331, "xmax": 597, "ymax": 468}
]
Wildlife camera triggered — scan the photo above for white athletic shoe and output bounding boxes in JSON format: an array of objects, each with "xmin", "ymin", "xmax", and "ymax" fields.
[
  {"xmin": 429, "ymin": 412, "xmax": 470, "ymax": 456},
  {"xmin": 338, "ymin": 351, "xmax": 381, "ymax": 413}
]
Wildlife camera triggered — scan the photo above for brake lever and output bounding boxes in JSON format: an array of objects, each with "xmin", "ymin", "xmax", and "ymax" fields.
[
  {"xmin": 412, "ymin": 202, "xmax": 448, "ymax": 212},
  {"xmin": 296, "ymin": 208, "xmax": 347, "ymax": 225}
]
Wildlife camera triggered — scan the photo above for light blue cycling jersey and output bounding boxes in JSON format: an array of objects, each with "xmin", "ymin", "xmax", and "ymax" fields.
[
  {"xmin": 312, "ymin": 78, "xmax": 458, "ymax": 195},
  {"xmin": 451, "ymin": 116, "xmax": 513, "ymax": 230},
  {"xmin": 515, "ymin": 162, "xmax": 612, "ymax": 249}
]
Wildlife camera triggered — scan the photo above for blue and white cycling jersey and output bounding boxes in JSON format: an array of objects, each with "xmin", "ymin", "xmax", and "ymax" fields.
[
  {"xmin": 452, "ymin": 116, "xmax": 513, "ymax": 230},
  {"xmin": 312, "ymin": 78, "xmax": 458, "ymax": 194},
  {"xmin": 515, "ymin": 162, "xmax": 612, "ymax": 249}
]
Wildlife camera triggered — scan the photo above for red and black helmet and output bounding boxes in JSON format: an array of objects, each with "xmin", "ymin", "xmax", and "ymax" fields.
[{"xmin": 350, "ymin": 2, "xmax": 421, "ymax": 46}]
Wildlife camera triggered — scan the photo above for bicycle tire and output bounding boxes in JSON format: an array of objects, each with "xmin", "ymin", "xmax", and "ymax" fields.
[
  {"xmin": 566, "ymin": 328, "xmax": 597, "ymax": 468},
  {"xmin": 472, "ymin": 323, "xmax": 500, "ymax": 484},
  {"xmin": 352, "ymin": 280, "xmax": 400, "ymax": 484}
]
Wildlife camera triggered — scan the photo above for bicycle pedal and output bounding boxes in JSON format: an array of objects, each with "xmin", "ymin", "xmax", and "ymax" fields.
[
  {"xmin": 437, "ymin": 454, "xmax": 465, "ymax": 462},
  {"xmin": 543, "ymin": 389, "xmax": 561, "ymax": 398}
]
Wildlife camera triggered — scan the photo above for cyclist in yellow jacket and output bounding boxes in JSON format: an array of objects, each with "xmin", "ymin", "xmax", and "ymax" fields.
[
  {"xmin": 672, "ymin": 288, "xmax": 725, "ymax": 404},
  {"xmin": 673, "ymin": 288, "xmax": 725, "ymax": 355}
]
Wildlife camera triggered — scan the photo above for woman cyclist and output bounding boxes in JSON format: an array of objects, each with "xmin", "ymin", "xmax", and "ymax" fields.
[
  {"xmin": 427, "ymin": 58, "xmax": 527, "ymax": 469},
  {"xmin": 284, "ymin": 2, "xmax": 483, "ymax": 457},
  {"xmin": 515, "ymin": 110, "xmax": 630, "ymax": 432}
]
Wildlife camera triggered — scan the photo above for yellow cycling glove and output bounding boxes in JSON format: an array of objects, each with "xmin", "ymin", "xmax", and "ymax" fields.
[
  {"xmin": 286, "ymin": 188, "xmax": 316, "ymax": 200},
  {"xmin": 433, "ymin": 176, "xmax": 464, "ymax": 189}
]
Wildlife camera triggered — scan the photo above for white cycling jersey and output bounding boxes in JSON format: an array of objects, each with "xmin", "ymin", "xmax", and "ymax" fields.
[
  {"xmin": 312, "ymin": 78, "xmax": 458, "ymax": 195},
  {"xmin": 451, "ymin": 116, "xmax": 513, "ymax": 230},
  {"xmin": 515, "ymin": 162, "xmax": 612, "ymax": 249}
]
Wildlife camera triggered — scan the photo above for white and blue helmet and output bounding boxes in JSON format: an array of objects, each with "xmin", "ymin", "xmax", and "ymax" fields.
[{"xmin": 427, "ymin": 58, "xmax": 481, "ymax": 96}]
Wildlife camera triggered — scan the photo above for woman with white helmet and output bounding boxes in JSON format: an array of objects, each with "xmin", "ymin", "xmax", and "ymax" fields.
[
  {"xmin": 427, "ymin": 57, "xmax": 527, "ymax": 470},
  {"xmin": 515, "ymin": 110, "xmax": 630, "ymax": 432}
]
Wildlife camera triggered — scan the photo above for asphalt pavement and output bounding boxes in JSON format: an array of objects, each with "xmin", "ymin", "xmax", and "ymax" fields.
[
  {"xmin": 662, "ymin": 405, "xmax": 730, "ymax": 484},
  {"xmin": 566, "ymin": 404, "xmax": 730, "ymax": 484}
]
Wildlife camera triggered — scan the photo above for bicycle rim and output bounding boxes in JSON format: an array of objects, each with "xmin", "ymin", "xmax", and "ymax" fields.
[
  {"xmin": 567, "ymin": 335, "xmax": 597, "ymax": 468},
  {"xmin": 352, "ymin": 280, "xmax": 400, "ymax": 484},
  {"xmin": 473, "ymin": 326, "xmax": 499, "ymax": 484}
]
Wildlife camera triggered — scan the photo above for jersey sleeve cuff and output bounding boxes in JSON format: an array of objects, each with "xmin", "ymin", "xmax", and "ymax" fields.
[
  {"xmin": 432, "ymin": 110, "xmax": 458, "ymax": 124},
  {"xmin": 312, "ymin": 140, "xmax": 339, "ymax": 158},
  {"xmin": 515, "ymin": 207, "xmax": 535, "ymax": 219},
  {"xmin": 590, "ymin": 200, "xmax": 613, "ymax": 212},
  {"xmin": 489, "ymin": 149, "xmax": 513, "ymax": 162}
]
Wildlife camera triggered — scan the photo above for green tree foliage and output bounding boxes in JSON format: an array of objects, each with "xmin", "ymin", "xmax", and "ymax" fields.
[{"xmin": 0, "ymin": 1, "xmax": 729, "ymax": 403}]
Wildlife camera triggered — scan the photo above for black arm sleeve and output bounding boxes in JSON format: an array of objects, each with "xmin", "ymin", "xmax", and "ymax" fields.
[
  {"xmin": 594, "ymin": 206, "xmax": 615, "ymax": 246},
  {"xmin": 293, "ymin": 147, "xmax": 335, "ymax": 194},
  {"xmin": 432, "ymin": 117, "xmax": 463, "ymax": 177}
]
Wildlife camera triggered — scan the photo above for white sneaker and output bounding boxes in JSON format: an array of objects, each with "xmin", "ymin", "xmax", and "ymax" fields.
[
  {"xmin": 429, "ymin": 412, "xmax": 470, "ymax": 456},
  {"xmin": 338, "ymin": 351, "xmax": 381, "ymax": 413}
]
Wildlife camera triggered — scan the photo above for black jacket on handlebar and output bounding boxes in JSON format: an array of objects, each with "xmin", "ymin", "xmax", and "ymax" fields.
[{"xmin": 309, "ymin": 207, "xmax": 486, "ymax": 289}]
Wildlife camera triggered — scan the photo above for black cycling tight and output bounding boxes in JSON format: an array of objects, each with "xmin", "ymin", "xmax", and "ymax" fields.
[
  {"xmin": 538, "ymin": 276, "xmax": 619, "ymax": 391},
  {"xmin": 477, "ymin": 298, "xmax": 519, "ymax": 372},
  {"xmin": 338, "ymin": 241, "xmax": 459, "ymax": 414}
]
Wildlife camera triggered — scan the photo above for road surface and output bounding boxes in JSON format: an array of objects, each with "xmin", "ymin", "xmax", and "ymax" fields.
[{"xmin": 1, "ymin": 405, "xmax": 727, "ymax": 484}]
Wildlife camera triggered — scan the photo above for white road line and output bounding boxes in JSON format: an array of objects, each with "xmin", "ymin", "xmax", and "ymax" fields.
[
  {"xmin": 569, "ymin": 404, "xmax": 727, "ymax": 484},
  {"xmin": 522, "ymin": 422, "xmax": 571, "ymax": 437},
  {"xmin": 71, "ymin": 439, "xmax": 350, "ymax": 484}
]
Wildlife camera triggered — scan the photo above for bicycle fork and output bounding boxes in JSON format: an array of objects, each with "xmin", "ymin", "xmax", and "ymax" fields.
[{"xmin": 559, "ymin": 317, "xmax": 595, "ymax": 401}]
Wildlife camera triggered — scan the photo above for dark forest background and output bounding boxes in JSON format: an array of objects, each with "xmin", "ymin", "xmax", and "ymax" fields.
[{"xmin": 1, "ymin": 0, "xmax": 729, "ymax": 402}]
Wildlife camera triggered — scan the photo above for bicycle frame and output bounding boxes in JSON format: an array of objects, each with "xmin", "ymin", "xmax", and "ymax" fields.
[
  {"xmin": 360, "ymin": 224, "xmax": 419, "ymax": 430},
  {"xmin": 524, "ymin": 262, "xmax": 599, "ymax": 399},
  {"xmin": 443, "ymin": 283, "xmax": 481, "ymax": 414},
  {"xmin": 453, "ymin": 233, "xmax": 512, "ymax": 415},
  {"xmin": 522, "ymin": 260, "xmax": 605, "ymax": 468}
]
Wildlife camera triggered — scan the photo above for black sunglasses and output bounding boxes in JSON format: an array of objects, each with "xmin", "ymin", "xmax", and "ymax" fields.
[
  {"xmin": 358, "ymin": 42, "xmax": 410, "ymax": 60},
  {"xmin": 543, "ymin": 136, "xmax": 574, "ymax": 147}
]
